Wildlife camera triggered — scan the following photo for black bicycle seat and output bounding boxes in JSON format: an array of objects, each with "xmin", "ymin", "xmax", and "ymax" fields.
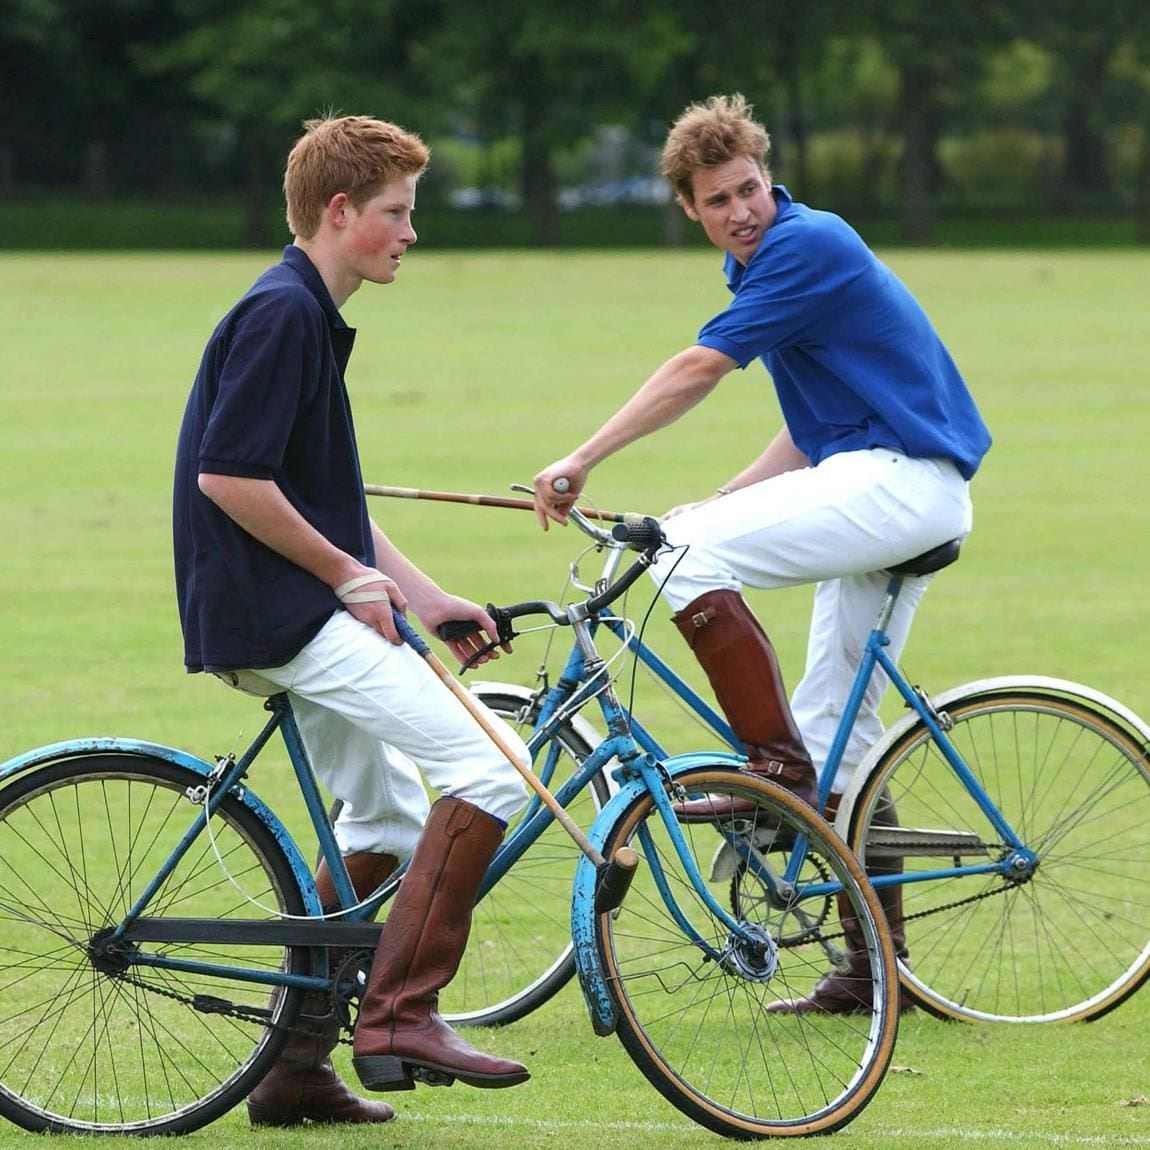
[{"xmin": 887, "ymin": 538, "xmax": 962, "ymax": 577}]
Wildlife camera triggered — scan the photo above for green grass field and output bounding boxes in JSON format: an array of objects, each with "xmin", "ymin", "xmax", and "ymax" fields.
[{"xmin": 1, "ymin": 248, "xmax": 1149, "ymax": 1147}]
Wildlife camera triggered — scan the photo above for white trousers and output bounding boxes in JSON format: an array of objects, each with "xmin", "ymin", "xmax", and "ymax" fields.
[
  {"xmin": 233, "ymin": 611, "xmax": 529, "ymax": 862},
  {"xmin": 652, "ymin": 449, "xmax": 973, "ymax": 792}
]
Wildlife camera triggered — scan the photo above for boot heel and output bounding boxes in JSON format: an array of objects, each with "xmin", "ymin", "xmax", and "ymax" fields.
[
  {"xmin": 246, "ymin": 1100, "xmax": 303, "ymax": 1127},
  {"xmin": 353, "ymin": 1055, "xmax": 416, "ymax": 1092}
]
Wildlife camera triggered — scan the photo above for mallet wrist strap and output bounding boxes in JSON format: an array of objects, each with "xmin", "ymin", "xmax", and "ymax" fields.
[{"xmin": 334, "ymin": 572, "xmax": 392, "ymax": 604}]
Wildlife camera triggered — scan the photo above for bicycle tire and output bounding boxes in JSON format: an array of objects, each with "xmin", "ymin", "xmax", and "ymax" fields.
[
  {"xmin": 444, "ymin": 688, "xmax": 609, "ymax": 1026},
  {"xmin": 594, "ymin": 767, "xmax": 899, "ymax": 1138},
  {"xmin": 0, "ymin": 754, "xmax": 309, "ymax": 1134},
  {"xmin": 847, "ymin": 689, "xmax": 1150, "ymax": 1023}
]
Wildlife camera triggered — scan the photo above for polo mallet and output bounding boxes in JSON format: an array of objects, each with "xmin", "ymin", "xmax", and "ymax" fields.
[
  {"xmin": 364, "ymin": 482, "xmax": 627, "ymax": 524},
  {"xmin": 372, "ymin": 601, "xmax": 638, "ymax": 913}
]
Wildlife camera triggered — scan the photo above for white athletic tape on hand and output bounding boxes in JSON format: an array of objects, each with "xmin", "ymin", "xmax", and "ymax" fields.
[{"xmin": 334, "ymin": 572, "xmax": 393, "ymax": 604}]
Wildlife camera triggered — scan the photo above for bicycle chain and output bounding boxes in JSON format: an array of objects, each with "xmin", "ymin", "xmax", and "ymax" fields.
[
  {"xmin": 784, "ymin": 874, "xmax": 1011, "ymax": 948},
  {"xmin": 111, "ymin": 970, "xmax": 357, "ymax": 1045}
]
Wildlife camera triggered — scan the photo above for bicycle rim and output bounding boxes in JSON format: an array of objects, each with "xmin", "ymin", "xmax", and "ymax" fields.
[
  {"xmin": 596, "ymin": 768, "xmax": 898, "ymax": 1138},
  {"xmin": 444, "ymin": 690, "xmax": 607, "ymax": 1026},
  {"xmin": 851, "ymin": 692, "xmax": 1150, "ymax": 1023},
  {"xmin": 0, "ymin": 755, "xmax": 307, "ymax": 1134}
]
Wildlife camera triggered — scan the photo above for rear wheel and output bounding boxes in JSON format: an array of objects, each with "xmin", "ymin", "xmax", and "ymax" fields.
[
  {"xmin": 849, "ymin": 689, "xmax": 1150, "ymax": 1023},
  {"xmin": 595, "ymin": 768, "xmax": 898, "ymax": 1138},
  {"xmin": 0, "ymin": 754, "xmax": 308, "ymax": 1134}
]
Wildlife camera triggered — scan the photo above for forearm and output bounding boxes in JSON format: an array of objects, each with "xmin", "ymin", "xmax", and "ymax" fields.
[
  {"xmin": 720, "ymin": 426, "xmax": 810, "ymax": 492},
  {"xmin": 369, "ymin": 522, "xmax": 441, "ymax": 611},
  {"xmin": 197, "ymin": 474, "xmax": 363, "ymax": 588},
  {"xmin": 569, "ymin": 344, "xmax": 734, "ymax": 470}
]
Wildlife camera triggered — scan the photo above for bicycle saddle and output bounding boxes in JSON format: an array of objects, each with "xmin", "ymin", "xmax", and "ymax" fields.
[{"xmin": 887, "ymin": 537, "xmax": 961, "ymax": 577}]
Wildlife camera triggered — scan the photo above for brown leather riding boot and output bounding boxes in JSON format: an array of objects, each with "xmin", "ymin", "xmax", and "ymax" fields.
[
  {"xmin": 247, "ymin": 851, "xmax": 399, "ymax": 1126},
  {"xmin": 352, "ymin": 797, "xmax": 529, "ymax": 1092},
  {"xmin": 672, "ymin": 590, "xmax": 816, "ymax": 818},
  {"xmin": 767, "ymin": 791, "xmax": 915, "ymax": 1015}
]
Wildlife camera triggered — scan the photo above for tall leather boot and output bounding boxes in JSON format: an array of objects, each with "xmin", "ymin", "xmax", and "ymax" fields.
[
  {"xmin": 673, "ymin": 589, "xmax": 816, "ymax": 818},
  {"xmin": 352, "ymin": 797, "xmax": 529, "ymax": 1091},
  {"xmin": 767, "ymin": 790, "xmax": 915, "ymax": 1014},
  {"xmin": 247, "ymin": 851, "xmax": 399, "ymax": 1126}
]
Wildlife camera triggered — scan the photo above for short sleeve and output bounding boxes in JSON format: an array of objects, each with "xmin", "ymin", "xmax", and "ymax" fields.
[{"xmin": 198, "ymin": 295, "xmax": 317, "ymax": 478}]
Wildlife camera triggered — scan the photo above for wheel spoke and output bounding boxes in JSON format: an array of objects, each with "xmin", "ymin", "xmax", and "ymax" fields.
[
  {"xmin": 596, "ymin": 768, "xmax": 898, "ymax": 1137},
  {"xmin": 854, "ymin": 692, "xmax": 1150, "ymax": 1022},
  {"xmin": 0, "ymin": 756, "xmax": 305, "ymax": 1134}
]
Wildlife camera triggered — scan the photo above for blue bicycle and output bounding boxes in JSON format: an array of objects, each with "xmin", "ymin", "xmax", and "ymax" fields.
[
  {"xmin": 0, "ymin": 516, "xmax": 900, "ymax": 1137},
  {"xmin": 457, "ymin": 503, "xmax": 1150, "ymax": 1028}
]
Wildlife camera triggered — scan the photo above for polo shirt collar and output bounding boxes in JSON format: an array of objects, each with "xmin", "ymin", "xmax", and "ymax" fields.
[
  {"xmin": 723, "ymin": 184, "xmax": 794, "ymax": 291},
  {"xmin": 281, "ymin": 244, "xmax": 350, "ymax": 331}
]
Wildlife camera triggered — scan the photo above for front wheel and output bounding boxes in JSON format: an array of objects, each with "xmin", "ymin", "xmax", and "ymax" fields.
[
  {"xmin": 848, "ymin": 689, "xmax": 1150, "ymax": 1023},
  {"xmin": 0, "ymin": 754, "xmax": 309, "ymax": 1134},
  {"xmin": 595, "ymin": 768, "xmax": 899, "ymax": 1138}
]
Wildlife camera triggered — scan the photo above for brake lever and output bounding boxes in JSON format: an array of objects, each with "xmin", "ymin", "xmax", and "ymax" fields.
[{"xmin": 435, "ymin": 618, "xmax": 515, "ymax": 674}]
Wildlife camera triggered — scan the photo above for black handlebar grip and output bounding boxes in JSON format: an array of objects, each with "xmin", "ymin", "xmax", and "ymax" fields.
[
  {"xmin": 610, "ymin": 515, "xmax": 665, "ymax": 552},
  {"xmin": 593, "ymin": 846, "xmax": 640, "ymax": 914},
  {"xmin": 435, "ymin": 619, "xmax": 484, "ymax": 642}
]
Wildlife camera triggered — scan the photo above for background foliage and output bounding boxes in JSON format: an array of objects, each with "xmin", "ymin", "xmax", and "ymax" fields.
[{"xmin": 3, "ymin": 0, "xmax": 1150, "ymax": 245}]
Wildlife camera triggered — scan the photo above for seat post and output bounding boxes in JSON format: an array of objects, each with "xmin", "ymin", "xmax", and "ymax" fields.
[{"xmin": 873, "ymin": 574, "xmax": 905, "ymax": 639}]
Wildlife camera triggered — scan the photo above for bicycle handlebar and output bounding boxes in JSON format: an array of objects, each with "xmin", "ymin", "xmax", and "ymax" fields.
[
  {"xmin": 435, "ymin": 514, "xmax": 666, "ymax": 652},
  {"xmin": 486, "ymin": 515, "xmax": 666, "ymax": 639}
]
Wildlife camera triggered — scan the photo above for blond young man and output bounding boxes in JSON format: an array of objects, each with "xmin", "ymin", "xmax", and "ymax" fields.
[
  {"xmin": 174, "ymin": 116, "xmax": 530, "ymax": 1126},
  {"xmin": 533, "ymin": 95, "xmax": 990, "ymax": 1015}
]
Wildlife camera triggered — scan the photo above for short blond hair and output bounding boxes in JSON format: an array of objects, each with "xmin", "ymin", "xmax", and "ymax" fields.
[
  {"xmin": 284, "ymin": 115, "xmax": 430, "ymax": 239},
  {"xmin": 661, "ymin": 93, "xmax": 771, "ymax": 205}
]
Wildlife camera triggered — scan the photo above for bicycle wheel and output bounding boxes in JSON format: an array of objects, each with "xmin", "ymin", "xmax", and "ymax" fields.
[
  {"xmin": 595, "ymin": 767, "xmax": 899, "ymax": 1138},
  {"xmin": 0, "ymin": 754, "xmax": 309, "ymax": 1134},
  {"xmin": 848, "ymin": 689, "xmax": 1150, "ymax": 1023},
  {"xmin": 443, "ymin": 688, "xmax": 609, "ymax": 1026}
]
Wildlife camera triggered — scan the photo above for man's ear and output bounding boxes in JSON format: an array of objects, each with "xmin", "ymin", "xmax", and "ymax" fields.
[
  {"xmin": 324, "ymin": 192, "xmax": 351, "ymax": 228},
  {"xmin": 679, "ymin": 194, "xmax": 699, "ymax": 222}
]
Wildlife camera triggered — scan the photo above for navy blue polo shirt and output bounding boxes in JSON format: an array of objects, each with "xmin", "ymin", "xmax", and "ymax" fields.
[
  {"xmin": 173, "ymin": 245, "xmax": 373, "ymax": 672},
  {"xmin": 697, "ymin": 186, "xmax": 991, "ymax": 479}
]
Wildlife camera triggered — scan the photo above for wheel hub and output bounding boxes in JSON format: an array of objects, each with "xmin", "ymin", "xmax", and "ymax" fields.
[
  {"xmin": 87, "ymin": 926, "xmax": 138, "ymax": 975},
  {"xmin": 1002, "ymin": 848, "xmax": 1039, "ymax": 885},
  {"xmin": 719, "ymin": 920, "xmax": 778, "ymax": 982}
]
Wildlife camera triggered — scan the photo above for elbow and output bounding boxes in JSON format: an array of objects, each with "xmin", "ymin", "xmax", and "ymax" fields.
[{"xmin": 198, "ymin": 472, "xmax": 226, "ymax": 503}]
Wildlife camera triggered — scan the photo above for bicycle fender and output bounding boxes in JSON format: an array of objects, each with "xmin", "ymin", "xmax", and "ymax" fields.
[
  {"xmin": 0, "ymin": 737, "xmax": 321, "ymax": 913},
  {"xmin": 570, "ymin": 750, "xmax": 746, "ymax": 1036}
]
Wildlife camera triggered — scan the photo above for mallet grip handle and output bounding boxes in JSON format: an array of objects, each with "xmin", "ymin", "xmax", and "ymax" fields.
[{"xmin": 594, "ymin": 847, "xmax": 639, "ymax": 914}]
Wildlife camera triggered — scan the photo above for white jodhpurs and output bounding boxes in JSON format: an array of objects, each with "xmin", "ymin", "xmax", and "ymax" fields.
[
  {"xmin": 231, "ymin": 610, "xmax": 529, "ymax": 862},
  {"xmin": 652, "ymin": 448, "xmax": 973, "ymax": 793}
]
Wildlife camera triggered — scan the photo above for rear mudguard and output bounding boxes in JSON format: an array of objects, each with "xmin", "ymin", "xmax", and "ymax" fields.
[
  {"xmin": 0, "ymin": 737, "xmax": 321, "ymax": 913},
  {"xmin": 570, "ymin": 750, "xmax": 745, "ymax": 1037}
]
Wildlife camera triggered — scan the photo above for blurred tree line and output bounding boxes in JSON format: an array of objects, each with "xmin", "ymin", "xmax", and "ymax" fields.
[{"xmin": 3, "ymin": 0, "xmax": 1150, "ymax": 245}]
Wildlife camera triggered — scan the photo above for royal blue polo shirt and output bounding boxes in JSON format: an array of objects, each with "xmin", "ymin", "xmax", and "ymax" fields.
[
  {"xmin": 173, "ymin": 245, "xmax": 373, "ymax": 672},
  {"xmin": 697, "ymin": 186, "xmax": 991, "ymax": 479}
]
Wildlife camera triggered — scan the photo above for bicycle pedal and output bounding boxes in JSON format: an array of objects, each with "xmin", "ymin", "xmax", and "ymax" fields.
[{"xmin": 410, "ymin": 1064, "xmax": 456, "ymax": 1088}]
